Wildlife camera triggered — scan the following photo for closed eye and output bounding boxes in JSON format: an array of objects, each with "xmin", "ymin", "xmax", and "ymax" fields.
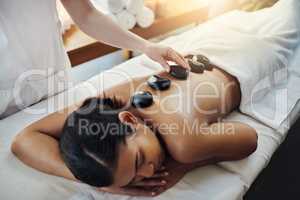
[
  {"xmin": 138, "ymin": 151, "xmax": 145, "ymax": 168},
  {"xmin": 127, "ymin": 153, "xmax": 139, "ymax": 185},
  {"xmin": 135, "ymin": 151, "xmax": 144, "ymax": 175},
  {"xmin": 135, "ymin": 152, "xmax": 138, "ymax": 175}
]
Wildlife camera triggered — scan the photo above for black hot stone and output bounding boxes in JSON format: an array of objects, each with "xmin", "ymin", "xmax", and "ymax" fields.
[
  {"xmin": 204, "ymin": 62, "xmax": 214, "ymax": 71},
  {"xmin": 196, "ymin": 55, "xmax": 210, "ymax": 66},
  {"xmin": 169, "ymin": 65, "xmax": 189, "ymax": 80},
  {"xmin": 131, "ymin": 91, "xmax": 154, "ymax": 108},
  {"xmin": 196, "ymin": 55, "xmax": 213, "ymax": 71},
  {"xmin": 188, "ymin": 59, "xmax": 204, "ymax": 73},
  {"xmin": 147, "ymin": 75, "xmax": 171, "ymax": 91}
]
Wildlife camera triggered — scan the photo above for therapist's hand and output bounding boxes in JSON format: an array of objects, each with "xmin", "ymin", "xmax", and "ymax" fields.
[
  {"xmin": 144, "ymin": 43, "xmax": 190, "ymax": 71},
  {"xmin": 61, "ymin": 1, "xmax": 189, "ymax": 71}
]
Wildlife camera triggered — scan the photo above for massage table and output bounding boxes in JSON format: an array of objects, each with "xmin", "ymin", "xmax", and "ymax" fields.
[{"xmin": 1, "ymin": 2, "xmax": 300, "ymax": 200}]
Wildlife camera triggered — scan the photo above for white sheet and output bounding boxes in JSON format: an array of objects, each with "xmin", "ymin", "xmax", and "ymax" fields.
[
  {"xmin": 1, "ymin": 51, "xmax": 300, "ymax": 200},
  {"xmin": 154, "ymin": 0, "xmax": 300, "ymax": 131},
  {"xmin": 0, "ymin": 64, "xmax": 247, "ymax": 200},
  {"xmin": 2, "ymin": 62, "xmax": 300, "ymax": 200},
  {"xmin": 1, "ymin": 2, "xmax": 300, "ymax": 200}
]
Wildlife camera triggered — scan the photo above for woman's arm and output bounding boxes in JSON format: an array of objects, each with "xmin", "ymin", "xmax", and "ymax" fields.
[
  {"xmin": 10, "ymin": 75, "xmax": 145, "ymax": 181},
  {"xmin": 11, "ymin": 105, "xmax": 79, "ymax": 181}
]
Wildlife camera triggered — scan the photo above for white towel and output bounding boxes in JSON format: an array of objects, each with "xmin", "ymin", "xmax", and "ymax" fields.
[
  {"xmin": 136, "ymin": 6, "xmax": 155, "ymax": 28},
  {"xmin": 126, "ymin": 0, "xmax": 144, "ymax": 15},
  {"xmin": 107, "ymin": 13, "xmax": 118, "ymax": 24},
  {"xmin": 156, "ymin": 0, "xmax": 300, "ymax": 131},
  {"xmin": 115, "ymin": 10, "xmax": 136, "ymax": 30},
  {"xmin": 107, "ymin": 0, "xmax": 126, "ymax": 14},
  {"xmin": 195, "ymin": 0, "xmax": 300, "ymax": 130}
]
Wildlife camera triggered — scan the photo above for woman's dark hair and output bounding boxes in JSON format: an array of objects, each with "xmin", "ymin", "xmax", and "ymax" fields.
[{"xmin": 59, "ymin": 96, "xmax": 133, "ymax": 187}]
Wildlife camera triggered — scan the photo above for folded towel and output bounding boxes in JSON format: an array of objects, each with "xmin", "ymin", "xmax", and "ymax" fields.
[
  {"xmin": 136, "ymin": 6, "xmax": 155, "ymax": 28},
  {"xmin": 126, "ymin": 0, "xmax": 145, "ymax": 15},
  {"xmin": 107, "ymin": 13, "xmax": 118, "ymax": 24},
  {"xmin": 115, "ymin": 10, "xmax": 136, "ymax": 30},
  {"xmin": 107, "ymin": 0, "xmax": 126, "ymax": 14}
]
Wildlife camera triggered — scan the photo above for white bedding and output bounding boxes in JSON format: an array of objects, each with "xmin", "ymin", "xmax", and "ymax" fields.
[
  {"xmin": 160, "ymin": 0, "xmax": 300, "ymax": 131},
  {"xmin": 1, "ymin": 1, "xmax": 300, "ymax": 200},
  {"xmin": 1, "ymin": 60, "xmax": 300, "ymax": 200}
]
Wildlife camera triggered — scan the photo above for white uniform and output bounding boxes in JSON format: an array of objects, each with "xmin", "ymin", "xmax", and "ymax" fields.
[{"xmin": 0, "ymin": 0, "xmax": 70, "ymax": 118}]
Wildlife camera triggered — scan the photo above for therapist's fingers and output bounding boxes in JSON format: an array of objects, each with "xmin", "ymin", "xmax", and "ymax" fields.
[
  {"xmin": 176, "ymin": 51, "xmax": 190, "ymax": 68},
  {"xmin": 166, "ymin": 48, "xmax": 190, "ymax": 70},
  {"xmin": 158, "ymin": 57, "xmax": 171, "ymax": 72},
  {"xmin": 144, "ymin": 43, "xmax": 190, "ymax": 71}
]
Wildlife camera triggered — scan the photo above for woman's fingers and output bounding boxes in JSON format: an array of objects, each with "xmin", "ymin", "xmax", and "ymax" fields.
[
  {"xmin": 159, "ymin": 165, "xmax": 166, "ymax": 171},
  {"xmin": 129, "ymin": 172, "xmax": 169, "ymax": 187},
  {"xmin": 151, "ymin": 171, "xmax": 169, "ymax": 178}
]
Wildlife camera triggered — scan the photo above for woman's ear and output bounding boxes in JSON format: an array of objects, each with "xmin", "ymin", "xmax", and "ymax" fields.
[{"xmin": 118, "ymin": 111, "xmax": 138, "ymax": 128}]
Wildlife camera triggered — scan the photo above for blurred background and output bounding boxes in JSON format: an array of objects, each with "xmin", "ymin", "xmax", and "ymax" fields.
[{"xmin": 56, "ymin": 0, "xmax": 278, "ymax": 83}]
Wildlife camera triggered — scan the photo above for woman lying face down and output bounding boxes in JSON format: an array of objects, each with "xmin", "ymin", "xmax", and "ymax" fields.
[{"xmin": 12, "ymin": 68, "xmax": 258, "ymax": 196}]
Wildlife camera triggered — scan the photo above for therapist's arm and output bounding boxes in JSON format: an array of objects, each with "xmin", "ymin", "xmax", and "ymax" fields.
[{"xmin": 60, "ymin": 0, "xmax": 189, "ymax": 70}]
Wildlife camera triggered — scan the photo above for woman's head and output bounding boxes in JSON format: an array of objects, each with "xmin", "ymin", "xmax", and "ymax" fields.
[{"xmin": 59, "ymin": 97, "xmax": 165, "ymax": 187}]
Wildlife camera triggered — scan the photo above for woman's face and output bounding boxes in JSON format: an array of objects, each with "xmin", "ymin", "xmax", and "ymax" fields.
[{"xmin": 111, "ymin": 117, "xmax": 165, "ymax": 187}]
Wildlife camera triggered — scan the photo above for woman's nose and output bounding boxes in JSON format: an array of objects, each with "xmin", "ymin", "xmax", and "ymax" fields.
[{"xmin": 137, "ymin": 163, "xmax": 155, "ymax": 178}]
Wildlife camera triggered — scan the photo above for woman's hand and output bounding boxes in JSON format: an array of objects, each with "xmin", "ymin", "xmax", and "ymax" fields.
[
  {"xmin": 150, "ymin": 158, "xmax": 194, "ymax": 196},
  {"xmin": 98, "ymin": 159, "xmax": 194, "ymax": 197},
  {"xmin": 98, "ymin": 166, "xmax": 169, "ymax": 197},
  {"xmin": 125, "ymin": 158, "xmax": 203, "ymax": 196},
  {"xmin": 144, "ymin": 43, "xmax": 190, "ymax": 71}
]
